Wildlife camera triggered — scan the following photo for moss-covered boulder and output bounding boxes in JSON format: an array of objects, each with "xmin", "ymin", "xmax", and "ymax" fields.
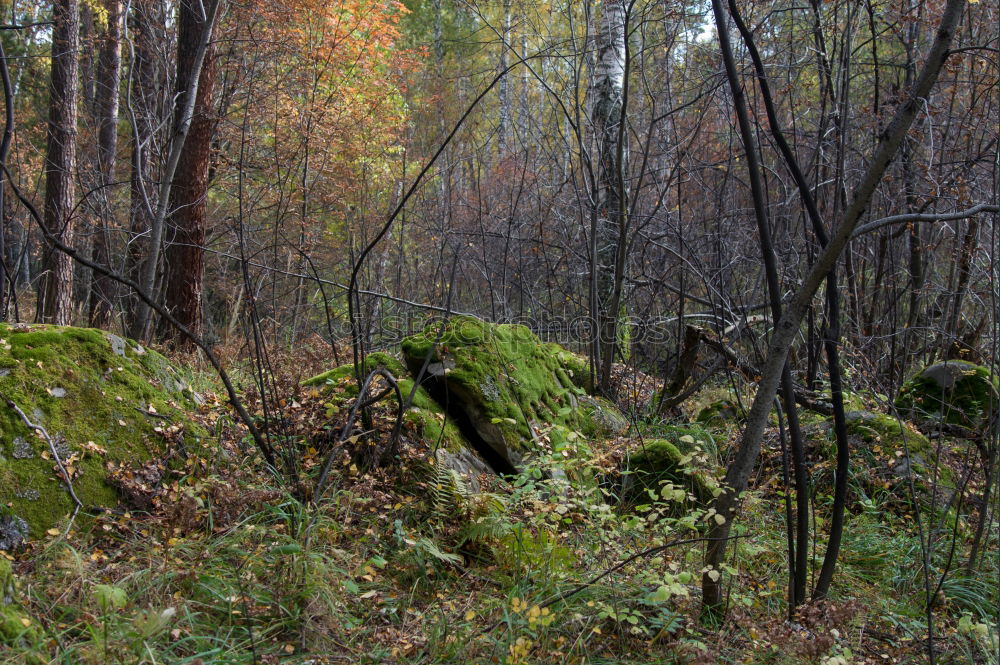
[
  {"xmin": 695, "ymin": 399, "xmax": 742, "ymax": 426},
  {"xmin": 895, "ymin": 360, "xmax": 998, "ymax": 430},
  {"xmin": 618, "ymin": 431, "xmax": 717, "ymax": 507},
  {"xmin": 400, "ymin": 316, "xmax": 628, "ymax": 473},
  {"xmin": 823, "ymin": 410, "xmax": 955, "ymax": 504},
  {"xmin": 0, "ymin": 324, "xmax": 203, "ymax": 538},
  {"xmin": 302, "ymin": 352, "xmax": 492, "ymax": 490}
]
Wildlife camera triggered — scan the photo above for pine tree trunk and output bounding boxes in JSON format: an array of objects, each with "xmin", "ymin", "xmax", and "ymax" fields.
[
  {"xmin": 162, "ymin": 0, "xmax": 221, "ymax": 346},
  {"xmin": 40, "ymin": 0, "xmax": 80, "ymax": 325}
]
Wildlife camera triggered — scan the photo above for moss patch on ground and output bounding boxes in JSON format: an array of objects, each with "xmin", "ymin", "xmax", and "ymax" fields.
[
  {"xmin": 895, "ymin": 360, "xmax": 998, "ymax": 430},
  {"xmin": 400, "ymin": 316, "xmax": 627, "ymax": 471},
  {"xmin": 0, "ymin": 324, "xmax": 204, "ymax": 538},
  {"xmin": 818, "ymin": 410, "xmax": 957, "ymax": 505}
]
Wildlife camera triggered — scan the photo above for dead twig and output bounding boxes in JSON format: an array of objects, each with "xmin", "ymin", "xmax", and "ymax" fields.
[{"xmin": 2, "ymin": 392, "xmax": 83, "ymax": 530}]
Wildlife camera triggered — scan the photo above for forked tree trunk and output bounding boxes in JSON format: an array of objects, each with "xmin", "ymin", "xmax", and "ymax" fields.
[
  {"xmin": 39, "ymin": 0, "xmax": 80, "ymax": 325},
  {"xmin": 700, "ymin": 0, "xmax": 968, "ymax": 616},
  {"xmin": 161, "ymin": 0, "xmax": 222, "ymax": 347}
]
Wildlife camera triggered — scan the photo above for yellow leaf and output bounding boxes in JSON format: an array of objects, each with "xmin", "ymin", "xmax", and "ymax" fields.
[
  {"xmin": 464, "ymin": 610, "xmax": 476, "ymax": 620},
  {"xmin": 46, "ymin": 528, "xmax": 60, "ymax": 536},
  {"xmin": 20, "ymin": 617, "xmax": 31, "ymax": 627}
]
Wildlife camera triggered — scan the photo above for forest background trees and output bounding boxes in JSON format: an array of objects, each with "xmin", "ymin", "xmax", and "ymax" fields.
[{"xmin": 0, "ymin": 0, "xmax": 997, "ymax": 619}]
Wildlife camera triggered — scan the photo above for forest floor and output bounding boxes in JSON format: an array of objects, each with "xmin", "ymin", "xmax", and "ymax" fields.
[{"xmin": 2, "ymin": 340, "xmax": 997, "ymax": 665}]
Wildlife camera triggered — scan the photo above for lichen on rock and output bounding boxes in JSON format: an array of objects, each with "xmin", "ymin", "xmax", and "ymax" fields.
[{"xmin": 0, "ymin": 324, "xmax": 204, "ymax": 538}]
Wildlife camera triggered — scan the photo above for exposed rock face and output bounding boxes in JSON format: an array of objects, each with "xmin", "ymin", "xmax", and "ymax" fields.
[
  {"xmin": 302, "ymin": 351, "xmax": 492, "ymax": 491},
  {"xmin": 895, "ymin": 360, "xmax": 998, "ymax": 430},
  {"xmin": 400, "ymin": 316, "xmax": 628, "ymax": 474},
  {"xmin": 0, "ymin": 324, "xmax": 203, "ymax": 538}
]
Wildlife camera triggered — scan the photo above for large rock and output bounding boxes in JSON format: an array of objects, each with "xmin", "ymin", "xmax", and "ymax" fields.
[
  {"xmin": 0, "ymin": 324, "xmax": 203, "ymax": 539},
  {"xmin": 817, "ymin": 410, "xmax": 955, "ymax": 506},
  {"xmin": 400, "ymin": 316, "xmax": 628, "ymax": 474},
  {"xmin": 895, "ymin": 360, "xmax": 997, "ymax": 431},
  {"xmin": 618, "ymin": 426, "xmax": 718, "ymax": 507},
  {"xmin": 302, "ymin": 351, "xmax": 492, "ymax": 490}
]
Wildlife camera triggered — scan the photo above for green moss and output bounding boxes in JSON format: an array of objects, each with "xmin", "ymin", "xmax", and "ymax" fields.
[
  {"xmin": 895, "ymin": 360, "xmax": 998, "ymax": 429},
  {"xmin": 0, "ymin": 557, "xmax": 12, "ymax": 601},
  {"xmin": 303, "ymin": 356, "xmax": 468, "ymax": 455},
  {"xmin": 640, "ymin": 423, "xmax": 718, "ymax": 464},
  {"xmin": 695, "ymin": 399, "xmax": 742, "ymax": 426},
  {"xmin": 620, "ymin": 438, "xmax": 714, "ymax": 505},
  {"xmin": 0, "ymin": 604, "xmax": 39, "ymax": 648},
  {"xmin": 301, "ymin": 351, "xmax": 407, "ymax": 388},
  {"xmin": 400, "ymin": 317, "xmax": 622, "ymax": 468},
  {"xmin": 0, "ymin": 324, "xmax": 205, "ymax": 537},
  {"xmin": 822, "ymin": 410, "xmax": 957, "ymax": 502}
]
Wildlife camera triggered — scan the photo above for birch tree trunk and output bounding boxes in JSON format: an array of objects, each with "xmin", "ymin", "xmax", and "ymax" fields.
[
  {"xmin": 39, "ymin": 0, "xmax": 80, "ymax": 325},
  {"xmin": 589, "ymin": 0, "xmax": 627, "ymax": 392},
  {"xmin": 497, "ymin": 0, "xmax": 512, "ymax": 155}
]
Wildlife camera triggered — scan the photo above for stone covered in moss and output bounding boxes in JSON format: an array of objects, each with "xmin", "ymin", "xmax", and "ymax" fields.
[
  {"xmin": 400, "ymin": 316, "xmax": 627, "ymax": 472},
  {"xmin": 695, "ymin": 399, "xmax": 742, "ymax": 426},
  {"xmin": 824, "ymin": 410, "xmax": 955, "ymax": 503},
  {"xmin": 300, "ymin": 351, "xmax": 408, "ymax": 389},
  {"xmin": 619, "ymin": 433, "xmax": 716, "ymax": 506},
  {"xmin": 0, "ymin": 324, "xmax": 203, "ymax": 537},
  {"xmin": 895, "ymin": 360, "xmax": 997, "ymax": 430},
  {"xmin": 302, "ymin": 353, "xmax": 491, "ymax": 488}
]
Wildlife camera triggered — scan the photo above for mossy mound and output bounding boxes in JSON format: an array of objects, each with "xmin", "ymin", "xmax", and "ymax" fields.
[
  {"xmin": 400, "ymin": 316, "xmax": 627, "ymax": 472},
  {"xmin": 895, "ymin": 360, "xmax": 998, "ymax": 430},
  {"xmin": 618, "ymin": 433, "xmax": 717, "ymax": 507},
  {"xmin": 821, "ymin": 410, "xmax": 955, "ymax": 505},
  {"xmin": 301, "ymin": 351, "xmax": 408, "ymax": 389},
  {"xmin": 0, "ymin": 324, "xmax": 203, "ymax": 538},
  {"xmin": 695, "ymin": 399, "xmax": 742, "ymax": 426},
  {"xmin": 302, "ymin": 353, "xmax": 491, "ymax": 489}
]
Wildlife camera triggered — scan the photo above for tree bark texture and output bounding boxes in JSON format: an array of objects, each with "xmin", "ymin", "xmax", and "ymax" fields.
[
  {"xmin": 701, "ymin": 0, "xmax": 968, "ymax": 614},
  {"xmin": 162, "ymin": 0, "xmax": 222, "ymax": 345},
  {"xmin": 40, "ymin": 0, "xmax": 80, "ymax": 325},
  {"xmin": 589, "ymin": 0, "xmax": 627, "ymax": 392}
]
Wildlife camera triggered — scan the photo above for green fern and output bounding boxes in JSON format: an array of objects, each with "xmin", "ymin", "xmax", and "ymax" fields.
[{"xmin": 429, "ymin": 464, "xmax": 473, "ymax": 518}]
